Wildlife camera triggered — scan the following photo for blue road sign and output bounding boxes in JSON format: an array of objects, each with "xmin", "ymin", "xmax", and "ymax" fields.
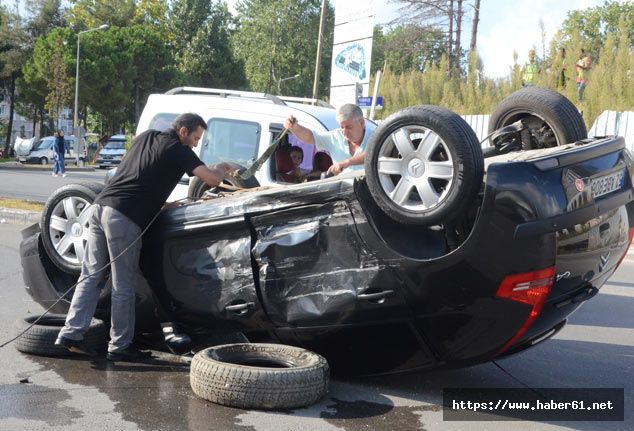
[{"xmin": 357, "ymin": 96, "xmax": 383, "ymax": 109}]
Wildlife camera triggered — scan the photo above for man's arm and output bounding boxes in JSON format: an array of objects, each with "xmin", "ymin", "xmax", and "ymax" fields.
[
  {"xmin": 192, "ymin": 162, "xmax": 233, "ymax": 188},
  {"xmin": 284, "ymin": 115, "xmax": 316, "ymax": 145},
  {"xmin": 327, "ymin": 151, "xmax": 366, "ymax": 175}
]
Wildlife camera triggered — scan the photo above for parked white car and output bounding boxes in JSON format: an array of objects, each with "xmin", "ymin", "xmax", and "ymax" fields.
[{"xmin": 18, "ymin": 135, "xmax": 85, "ymax": 165}]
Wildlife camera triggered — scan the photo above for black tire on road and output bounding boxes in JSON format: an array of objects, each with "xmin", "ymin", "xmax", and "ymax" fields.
[
  {"xmin": 488, "ymin": 87, "xmax": 587, "ymax": 148},
  {"xmin": 14, "ymin": 314, "xmax": 108, "ymax": 356},
  {"xmin": 40, "ymin": 182, "xmax": 103, "ymax": 274},
  {"xmin": 190, "ymin": 343, "xmax": 330, "ymax": 410},
  {"xmin": 187, "ymin": 163, "xmax": 259, "ymax": 200},
  {"xmin": 364, "ymin": 105, "xmax": 484, "ymax": 225}
]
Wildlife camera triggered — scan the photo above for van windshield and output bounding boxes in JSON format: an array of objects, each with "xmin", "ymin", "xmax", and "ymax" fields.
[{"xmin": 105, "ymin": 141, "xmax": 126, "ymax": 150}]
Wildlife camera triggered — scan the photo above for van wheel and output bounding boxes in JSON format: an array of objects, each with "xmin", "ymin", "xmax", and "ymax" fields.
[
  {"xmin": 364, "ymin": 105, "xmax": 484, "ymax": 225},
  {"xmin": 40, "ymin": 182, "xmax": 103, "ymax": 274},
  {"xmin": 489, "ymin": 87, "xmax": 587, "ymax": 149},
  {"xmin": 190, "ymin": 343, "xmax": 329, "ymax": 410},
  {"xmin": 40, "ymin": 157, "xmax": 48, "ymax": 165},
  {"xmin": 188, "ymin": 163, "xmax": 259, "ymax": 200}
]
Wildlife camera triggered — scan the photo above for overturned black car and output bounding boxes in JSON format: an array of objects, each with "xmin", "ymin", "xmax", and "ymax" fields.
[{"xmin": 18, "ymin": 88, "xmax": 634, "ymax": 376}]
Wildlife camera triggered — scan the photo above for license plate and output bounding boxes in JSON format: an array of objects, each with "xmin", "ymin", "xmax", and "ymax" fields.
[
  {"xmin": 18, "ymin": 157, "xmax": 26, "ymax": 162},
  {"xmin": 591, "ymin": 170, "xmax": 625, "ymax": 198}
]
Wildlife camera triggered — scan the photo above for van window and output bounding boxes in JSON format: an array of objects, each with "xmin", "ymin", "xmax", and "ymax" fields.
[
  {"xmin": 200, "ymin": 118, "xmax": 260, "ymax": 167},
  {"xmin": 105, "ymin": 140, "xmax": 126, "ymax": 150}
]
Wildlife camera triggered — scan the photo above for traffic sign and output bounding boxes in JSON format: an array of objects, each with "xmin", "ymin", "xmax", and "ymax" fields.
[{"xmin": 357, "ymin": 96, "xmax": 383, "ymax": 109}]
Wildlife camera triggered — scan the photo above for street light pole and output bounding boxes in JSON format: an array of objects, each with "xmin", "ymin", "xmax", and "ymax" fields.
[
  {"xmin": 277, "ymin": 73, "xmax": 300, "ymax": 95},
  {"xmin": 73, "ymin": 24, "xmax": 108, "ymax": 165}
]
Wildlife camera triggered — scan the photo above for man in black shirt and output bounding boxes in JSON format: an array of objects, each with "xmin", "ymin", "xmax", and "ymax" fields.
[{"xmin": 55, "ymin": 113, "xmax": 232, "ymax": 361}]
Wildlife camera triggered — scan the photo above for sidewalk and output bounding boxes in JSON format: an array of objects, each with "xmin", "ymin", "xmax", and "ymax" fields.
[{"xmin": 0, "ymin": 207, "xmax": 40, "ymax": 225}]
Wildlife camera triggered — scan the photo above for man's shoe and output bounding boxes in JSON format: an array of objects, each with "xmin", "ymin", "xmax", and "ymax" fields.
[
  {"xmin": 55, "ymin": 336, "xmax": 97, "ymax": 356},
  {"xmin": 62, "ymin": 173, "xmax": 67, "ymax": 177},
  {"xmin": 107, "ymin": 345, "xmax": 152, "ymax": 362},
  {"xmin": 161, "ymin": 322, "xmax": 192, "ymax": 355}
]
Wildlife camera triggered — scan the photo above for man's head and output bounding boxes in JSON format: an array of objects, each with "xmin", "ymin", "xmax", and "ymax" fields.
[
  {"xmin": 289, "ymin": 146, "xmax": 304, "ymax": 167},
  {"xmin": 336, "ymin": 103, "xmax": 365, "ymax": 144},
  {"xmin": 528, "ymin": 49, "xmax": 536, "ymax": 62},
  {"xmin": 173, "ymin": 113, "xmax": 207, "ymax": 148},
  {"xmin": 58, "ymin": 129, "xmax": 64, "ymax": 137}
]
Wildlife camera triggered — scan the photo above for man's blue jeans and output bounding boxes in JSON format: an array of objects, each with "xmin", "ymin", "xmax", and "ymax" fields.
[
  {"xmin": 58, "ymin": 205, "xmax": 143, "ymax": 353},
  {"xmin": 53, "ymin": 152, "xmax": 65, "ymax": 174}
]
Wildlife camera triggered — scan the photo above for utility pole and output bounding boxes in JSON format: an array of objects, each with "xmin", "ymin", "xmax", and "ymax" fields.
[{"xmin": 312, "ymin": 0, "xmax": 327, "ymax": 99}]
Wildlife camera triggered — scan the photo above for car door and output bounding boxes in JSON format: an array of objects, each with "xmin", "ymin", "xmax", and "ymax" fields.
[{"xmin": 248, "ymin": 197, "xmax": 411, "ymax": 328}]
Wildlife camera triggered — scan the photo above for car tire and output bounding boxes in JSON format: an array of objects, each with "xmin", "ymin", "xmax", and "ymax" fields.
[
  {"xmin": 190, "ymin": 343, "xmax": 329, "ymax": 410},
  {"xmin": 40, "ymin": 157, "xmax": 48, "ymax": 165},
  {"xmin": 14, "ymin": 314, "xmax": 107, "ymax": 356},
  {"xmin": 364, "ymin": 105, "xmax": 484, "ymax": 225},
  {"xmin": 187, "ymin": 163, "xmax": 259, "ymax": 200},
  {"xmin": 40, "ymin": 182, "xmax": 103, "ymax": 274},
  {"xmin": 488, "ymin": 87, "xmax": 587, "ymax": 148}
]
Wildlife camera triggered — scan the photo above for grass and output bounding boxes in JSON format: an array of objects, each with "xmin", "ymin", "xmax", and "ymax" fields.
[{"xmin": 0, "ymin": 198, "xmax": 44, "ymax": 212}]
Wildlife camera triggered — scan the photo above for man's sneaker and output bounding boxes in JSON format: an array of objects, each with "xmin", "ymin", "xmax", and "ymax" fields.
[
  {"xmin": 106, "ymin": 345, "xmax": 152, "ymax": 362},
  {"xmin": 62, "ymin": 173, "xmax": 67, "ymax": 177},
  {"xmin": 54, "ymin": 336, "xmax": 97, "ymax": 356},
  {"xmin": 52, "ymin": 173, "xmax": 58, "ymax": 177}
]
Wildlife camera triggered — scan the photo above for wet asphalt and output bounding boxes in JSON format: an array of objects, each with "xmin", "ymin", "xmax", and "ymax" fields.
[{"xmin": 0, "ymin": 222, "xmax": 632, "ymax": 431}]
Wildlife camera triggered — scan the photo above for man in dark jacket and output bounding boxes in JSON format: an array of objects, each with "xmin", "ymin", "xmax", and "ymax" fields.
[
  {"xmin": 52, "ymin": 130, "xmax": 66, "ymax": 177},
  {"xmin": 55, "ymin": 113, "xmax": 232, "ymax": 361}
]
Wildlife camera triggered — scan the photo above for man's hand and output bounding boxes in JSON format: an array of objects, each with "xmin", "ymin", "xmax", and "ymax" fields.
[
  {"xmin": 327, "ymin": 160, "xmax": 348, "ymax": 176},
  {"xmin": 284, "ymin": 115, "xmax": 298, "ymax": 131}
]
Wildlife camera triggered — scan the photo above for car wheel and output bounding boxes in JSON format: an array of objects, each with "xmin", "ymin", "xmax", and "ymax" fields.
[
  {"xmin": 188, "ymin": 163, "xmax": 260, "ymax": 200},
  {"xmin": 190, "ymin": 343, "xmax": 329, "ymax": 410},
  {"xmin": 489, "ymin": 87, "xmax": 587, "ymax": 149},
  {"xmin": 40, "ymin": 182, "xmax": 103, "ymax": 274},
  {"xmin": 40, "ymin": 157, "xmax": 48, "ymax": 165},
  {"xmin": 14, "ymin": 314, "xmax": 107, "ymax": 356},
  {"xmin": 364, "ymin": 105, "xmax": 484, "ymax": 225}
]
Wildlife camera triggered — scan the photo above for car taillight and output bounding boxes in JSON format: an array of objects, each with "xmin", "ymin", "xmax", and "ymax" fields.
[
  {"xmin": 614, "ymin": 227, "xmax": 634, "ymax": 272},
  {"xmin": 495, "ymin": 266, "xmax": 555, "ymax": 355}
]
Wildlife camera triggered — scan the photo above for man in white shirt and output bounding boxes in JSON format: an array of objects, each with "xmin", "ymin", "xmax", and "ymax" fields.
[{"xmin": 284, "ymin": 103, "xmax": 372, "ymax": 176}]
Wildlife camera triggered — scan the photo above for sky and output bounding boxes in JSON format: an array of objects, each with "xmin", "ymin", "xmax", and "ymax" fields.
[{"xmin": 1, "ymin": 0, "xmax": 610, "ymax": 79}]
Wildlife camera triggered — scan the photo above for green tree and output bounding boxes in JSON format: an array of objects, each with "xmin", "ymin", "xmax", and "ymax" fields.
[
  {"xmin": 173, "ymin": 1, "xmax": 246, "ymax": 89},
  {"xmin": 44, "ymin": 36, "xmax": 73, "ymax": 129},
  {"xmin": 0, "ymin": 6, "xmax": 31, "ymax": 154},
  {"xmin": 67, "ymin": 0, "xmax": 136, "ymax": 29},
  {"xmin": 232, "ymin": 0, "xmax": 334, "ymax": 97}
]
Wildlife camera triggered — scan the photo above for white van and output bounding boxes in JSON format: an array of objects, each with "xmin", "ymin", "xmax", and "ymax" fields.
[
  {"xmin": 135, "ymin": 87, "xmax": 375, "ymax": 201},
  {"xmin": 19, "ymin": 135, "xmax": 86, "ymax": 165},
  {"xmin": 96, "ymin": 134, "xmax": 127, "ymax": 169}
]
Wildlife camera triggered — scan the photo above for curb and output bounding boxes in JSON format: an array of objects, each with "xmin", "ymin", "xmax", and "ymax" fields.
[{"xmin": 0, "ymin": 207, "xmax": 40, "ymax": 226}]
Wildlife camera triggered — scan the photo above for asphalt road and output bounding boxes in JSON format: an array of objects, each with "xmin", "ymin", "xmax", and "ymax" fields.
[
  {"xmin": 0, "ymin": 165, "xmax": 107, "ymax": 202},
  {"xmin": 0, "ymin": 221, "xmax": 632, "ymax": 431}
]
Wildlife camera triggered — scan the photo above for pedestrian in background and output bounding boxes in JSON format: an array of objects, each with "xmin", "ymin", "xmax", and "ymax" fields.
[
  {"xmin": 576, "ymin": 48, "xmax": 591, "ymax": 100},
  {"xmin": 522, "ymin": 49, "xmax": 540, "ymax": 86},
  {"xmin": 53, "ymin": 130, "xmax": 66, "ymax": 177}
]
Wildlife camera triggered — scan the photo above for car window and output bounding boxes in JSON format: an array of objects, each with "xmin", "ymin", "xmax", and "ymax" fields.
[
  {"xmin": 200, "ymin": 118, "xmax": 260, "ymax": 168},
  {"xmin": 34, "ymin": 138, "xmax": 53, "ymax": 150},
  {"xmin": 148, "ymin": 113, "xmax": 178, "ymax": 132}
]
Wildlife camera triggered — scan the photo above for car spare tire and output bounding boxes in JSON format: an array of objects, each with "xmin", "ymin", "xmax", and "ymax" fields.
[
  {"xmin": 489, "ymin": 87, "xmax": 587, "ymax": 149},
  {"xmin": 14, "ymin": 314, "xmax": 107, "ymax": 356},
  {"xmin": 364, "ymin": 105, "xmax": 484, "ymax": 225},
  {"xmin": 190, "ymin": 343, "xmax": 329, "ymax": 410},
  {"xmin": 40, "ymin": 182, "xmax": 103, "ymax": 274},
  {"xmin": 188, "ymin": 162, "xmax": 259, "ymax": 200}
]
